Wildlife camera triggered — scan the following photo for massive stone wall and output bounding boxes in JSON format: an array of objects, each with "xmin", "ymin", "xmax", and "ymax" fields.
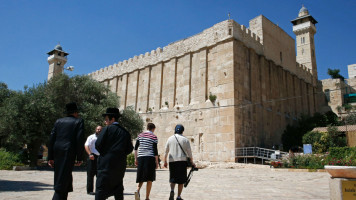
[
  {"xmin": 234, "ymin": 39, "xmax": 318, "ymax": 148},
  {"xmin": 89, "ymin": 18, "xmax": 318, "ymax": 161},
  {"xmin": 249, "ymin": 15, "xmax": 296, "ymax": 74},
  {"xmin": 321, "ymin": 78, "xmax": 349, "ymax": 115}
]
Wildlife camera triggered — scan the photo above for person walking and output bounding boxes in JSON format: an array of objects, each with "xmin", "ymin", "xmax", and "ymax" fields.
[
  {"xmin": 85, "ymin": 125, "xmax": 102, "ymax": 195},
  {"xmin": 48, "ymin": 102, "xmax": 85, "ymax": 200},
  {"xmin": 164, "ymin": 124, "xmax": 194, "ymax": 200},
  {"xmin": 95, "ymin": 108, "xmax": 134, "ymax": 200},
  {"xmin": 134, "ymin": 123, "xmax": 159, "ymax": 200}
]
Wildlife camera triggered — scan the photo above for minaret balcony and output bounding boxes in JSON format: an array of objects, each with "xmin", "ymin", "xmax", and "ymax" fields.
[
  {"xmin": 293, "ymin": 21, "xmax": 316, "ymax": 33},
  {"xmin": 47, "ymin": 54, "xmax": 68, "ymax": 62}
]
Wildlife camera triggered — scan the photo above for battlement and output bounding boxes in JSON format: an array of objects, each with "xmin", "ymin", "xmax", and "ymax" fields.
[
  {"xmin": 294, "ymin": 62, "xmax": 313, "ymax": 83},
  {"xmin": 89, "ymin": 19, "xmax": 264, "ymax": 81},
  {"xmin": 238, "ymin": 24, "xmax": 263, "ymax": 54},
  {"xmin": 89, "ymin": 18, "xmax": 315, "ymax": 85}
]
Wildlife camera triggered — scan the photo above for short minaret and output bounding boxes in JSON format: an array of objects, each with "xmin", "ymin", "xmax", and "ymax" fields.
[
  {"xmin": 291, "ymin": 5, "xmax": 318, "ymax": 85},
  {"xmin": 47, "ymin": 44, "xmax": 69, "ymax": 80}
]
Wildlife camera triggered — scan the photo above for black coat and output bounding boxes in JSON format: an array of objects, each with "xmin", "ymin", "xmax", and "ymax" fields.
[
  {"xmin": 95, "ymin": 123, "xmax": 133, "ymax": 198},
  {"xmin": 48, "ymin": 116, "xmax": 84, "ymax": 193}
]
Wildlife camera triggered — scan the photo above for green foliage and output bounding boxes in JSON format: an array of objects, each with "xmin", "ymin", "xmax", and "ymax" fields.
[
  {"xmin": 336, "ymin": 106, "xmax": 342, "ymax": 113},
  {"xmin": 0, "ymin": 148, "xmax": 23, "ymax": 170},
  {"xmin": 325, "ymin": 147, "xmax": 356, "ymax": 166},
  {"xmin": 209, "ymin": 93, "xmax": 217, "ymax": 103},
  {"xmin": 302, "ymin": 126, "xmax": 346, "ymax": 153},
  {"xmin": 328, "ymin": 147, "xmax": 356, "ymax": 160},
  {"xmin": 325, "ymin": 126, "xmax": 347, "ymax": 148},
  {"xmin": 46, "ymin": 74, "xmax": 119, "ymax": 136},
  {"xmin": 344, "ymin": 113, "xmax": 356, "ymax": 125},
  {"xmin": 119, "ymin": 106, "xmax": 144, "ymax": 138},
  {"xmin": 126, "ymin": 153, "xmax": 135, "ymax": 167},
  {"xmin": 327, "ymin": 68, "xmax": 345, "ymax": 81},
  {"xmin": 326, "ymin": 157, "xmax": 356, "ymax": 166},
  {"xmin": 0, "ymin": 74, "xmax": 143, "ymax": 166},
  {"xmin": 343, "ymin": 103, "xmax": 352, "ymax": 112},
  {"xmin": 0, "ymin": 82, "xmax": 15, "ymax": 107},
  {"xmin": 282, "ymin": 154, "xmax": 326, "ymax": 169},
  {"xmin": 302, "ymin": 131, "xmax": 325, "ymax": 153},
  {"xmin": 280, "ymin": 148, "xmax": 356, "ymax": 169},
  {"xmin": 281, "ymin": 111, "xmax": 339, "ymax": 151}
]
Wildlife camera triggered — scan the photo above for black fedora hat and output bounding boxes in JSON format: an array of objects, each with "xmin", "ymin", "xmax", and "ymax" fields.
[
  {"xmin": 102, "ymin": 107, "xmax": 120, "ymax": 118},
  {"xmin": 65, "ymin": 102, "xmax": 79, "ymax": 114}
]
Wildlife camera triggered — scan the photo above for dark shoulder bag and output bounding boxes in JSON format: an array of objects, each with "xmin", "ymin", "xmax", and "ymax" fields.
[{"xmin": 174, "ymin": 134, "xmax": 192, "ymax": 167}]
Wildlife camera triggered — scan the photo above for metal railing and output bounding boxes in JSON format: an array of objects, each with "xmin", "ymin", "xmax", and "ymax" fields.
[{"xmin": 235, "ymin": 147, "xmax": 288, "ymax": 164}]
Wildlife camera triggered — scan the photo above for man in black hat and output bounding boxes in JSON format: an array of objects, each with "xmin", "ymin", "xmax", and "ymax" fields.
[
  {"xmin": 95, "ymin": 108, "xmax": 134, "ymax": 200},
  {"xmin": 48, "ymin": 102, "xmax": 85, "ymax": 200}
]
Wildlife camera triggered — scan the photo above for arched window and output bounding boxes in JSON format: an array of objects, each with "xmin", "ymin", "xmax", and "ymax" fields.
[{"xmin": 301, "ymin": 37, "xmax": 305, "ymax": 44}]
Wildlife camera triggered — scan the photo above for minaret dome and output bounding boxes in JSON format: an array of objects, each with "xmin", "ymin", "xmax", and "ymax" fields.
[{"xmin": 298, "ymin": 5, "xmax": 309, "ymax": 17}]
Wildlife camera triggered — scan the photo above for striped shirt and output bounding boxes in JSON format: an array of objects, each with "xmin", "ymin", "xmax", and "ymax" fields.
[{"xmin": 134, "ymin": 131, "xmax": 158, "ymax": 157}]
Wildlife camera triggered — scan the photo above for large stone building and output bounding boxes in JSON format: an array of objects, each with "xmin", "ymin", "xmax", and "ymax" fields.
[
  {"xmin": 48, "ymin": 6, "xmax": 325, "ymax": 162},
  {"xmin": 321, "ymin": 64, "xmax": 356, "ymax": 116}
]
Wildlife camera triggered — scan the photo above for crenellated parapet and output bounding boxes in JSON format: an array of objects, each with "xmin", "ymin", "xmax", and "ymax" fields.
[
  {"xmin": 235, "ymin": 23, "xmax": 263, "ymax": 55},
  {"xmin": 295, "ymin": 62, "xmax": 313, "ymax": 84},
  {"xmin": 89, "ymin": 20, "xmax": 264, "ymax": 82},
  {"xmin": 89, "ymin": 18, "xmax": 315, "ymax": 86}
]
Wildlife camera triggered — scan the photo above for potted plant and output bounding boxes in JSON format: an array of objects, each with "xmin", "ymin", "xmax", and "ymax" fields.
[
  {"xmin": 324, "ymin": 147, "xmax": 356, "ymax": 179},
  {"xmin": 324, "ymin": 159, "xmax": 356, "ymax": 179}
]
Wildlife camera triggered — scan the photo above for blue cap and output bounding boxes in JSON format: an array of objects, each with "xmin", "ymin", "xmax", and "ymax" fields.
[{"xmin": 175, "ymin": 124, "xmax": 184, "ymax": 134}]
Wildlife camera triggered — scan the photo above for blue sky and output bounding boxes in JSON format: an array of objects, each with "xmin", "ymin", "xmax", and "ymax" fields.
[{"xmin": 1, "ymin": 0, "xmax": 355, "ymax": 91}]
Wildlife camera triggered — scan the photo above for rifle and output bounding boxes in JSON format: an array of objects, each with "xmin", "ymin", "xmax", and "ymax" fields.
[{"xmin": 184, "ymin": 166, "xmax": 199, "ymax": 187}]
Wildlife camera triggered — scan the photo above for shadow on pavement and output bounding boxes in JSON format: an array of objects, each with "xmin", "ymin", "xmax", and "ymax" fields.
[
  {"xmin": 125, "ymin": 168, "xmax": 137, "ymax": 173},
  {"xmin": 0, "ymin": 179, "xmax": 52, "ymax": 192}
]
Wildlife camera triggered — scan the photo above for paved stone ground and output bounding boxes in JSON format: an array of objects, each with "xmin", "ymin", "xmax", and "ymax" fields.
[{"xmin": 0, "ymin": 166, "xmax": 330, "ymax": 200}]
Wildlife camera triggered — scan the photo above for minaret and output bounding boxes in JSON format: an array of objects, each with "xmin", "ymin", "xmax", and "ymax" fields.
[
  {"xmin": 291, "ymin": 5, "xmax": 318, "ymax": 85},
  {"xmin": 47, "ymin": 44, "xmax": 69, "ymax": 80}
]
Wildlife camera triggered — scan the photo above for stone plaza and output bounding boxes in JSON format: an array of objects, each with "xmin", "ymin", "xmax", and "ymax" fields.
[{"xmin": 0, "ymin": 164, "xmax": 330, "ymax": 200}]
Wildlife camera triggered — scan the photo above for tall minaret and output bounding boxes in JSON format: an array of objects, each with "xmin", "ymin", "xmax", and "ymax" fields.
[
  {"xmin": 47, "ymin": 44, "xmax": 69, "ymax": 80},
  {"xmin": 291, "ymin": 5, "xmax": 318, "ymax": 85}
]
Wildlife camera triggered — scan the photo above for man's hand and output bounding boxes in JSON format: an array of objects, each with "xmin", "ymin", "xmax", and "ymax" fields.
[
  {"xmin": 89, "ymin": 154, "xmax": 95, "ymax": 160},
  {"xmin": 164, "ymin": 161, "xmax": 168, "ymax": 168},
  {"xmin": 135, "ymin": 159, "xmax": 138, "ymax": 167},
  {"xmin": 74, "ymin": 161, "xmax": 83, "ymax": 166},
  {"xmin": 156, "ymin": 162, "xmax": 159, "ymax": 169},
  {"xmin": 48, "ymin": 160, "xmax": 54, "ymax": 168}
]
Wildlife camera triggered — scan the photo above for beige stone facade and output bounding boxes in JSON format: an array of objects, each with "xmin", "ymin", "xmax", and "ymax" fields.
[
  {"xmin": 321, "ymin": 71, "xmax": 356, "ymax": 116},
  {"xmin": 321, "ymin": 79, "xmax": 348, "ymax": 114},
  {"xmin": 87, "ymin": 8, "xmax": 325, "ymax": 162},
  {"xmin": 347, "ymin": 64, "xmax": 356, "ymax": 79}
]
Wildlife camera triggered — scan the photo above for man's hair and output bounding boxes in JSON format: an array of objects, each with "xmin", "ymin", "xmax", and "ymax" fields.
[
  {"xmin": 108, "ymin": 115, "xmax": 119, "ymax": 122},
  {"xmin": 147, "ymin": 123, "xmax": 156, "ymax": 130},
  {"xmin": 67, "ymin": 111, "xmax": 78, "ymax": 116}
]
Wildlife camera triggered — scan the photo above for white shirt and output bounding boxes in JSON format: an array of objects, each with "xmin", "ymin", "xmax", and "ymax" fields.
[
  {"xmin": 85, "ymin": 133, "xmax": 100, "ymax": 156},
  {"xmin": 164, "ymin": 134, "xmax": 192, "ymax": 162}
]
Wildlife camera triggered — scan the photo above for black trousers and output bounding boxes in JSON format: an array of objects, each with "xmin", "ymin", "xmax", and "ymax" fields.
[
  {"xmin": 95, "ymin": 181, "xmax": 124, "ymax": 200},
  {"xmin": 87, "ymin": 155, "xmax": 98, "ymax": 193},
  {"xmin": 52, "ymin": 190, "xmax": 68, "ymax": 200}
]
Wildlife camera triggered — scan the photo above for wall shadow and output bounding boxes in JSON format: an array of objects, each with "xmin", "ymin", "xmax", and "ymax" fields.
[{"xmin": 0, "ymin": 180, "xmax": 52, "ymax": 192}]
